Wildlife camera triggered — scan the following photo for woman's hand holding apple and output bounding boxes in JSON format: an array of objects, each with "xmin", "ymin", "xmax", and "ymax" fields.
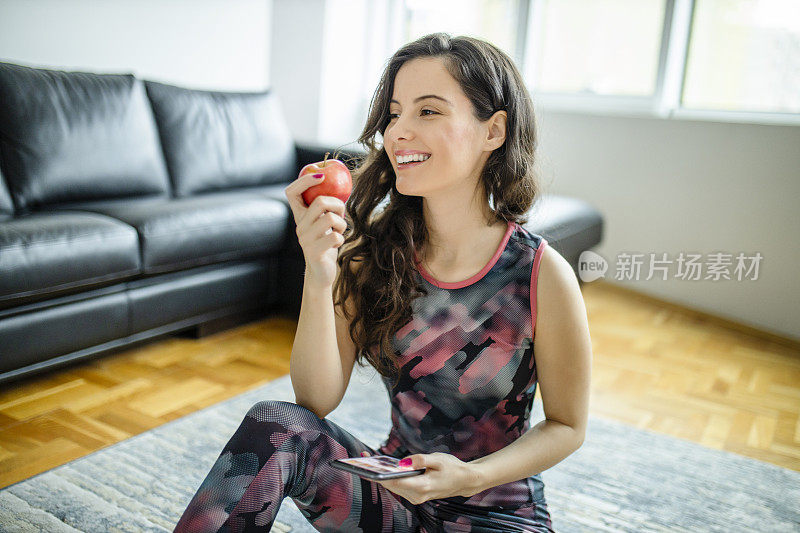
[{"xmin": 284, "ymin": 172, "xmax": 348, "ymax": 288}]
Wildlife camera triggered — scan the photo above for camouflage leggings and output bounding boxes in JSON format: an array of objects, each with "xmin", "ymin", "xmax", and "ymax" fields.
[{"xmin": 174, "ymin": 400, "xmax": 554, "ymax": 532}]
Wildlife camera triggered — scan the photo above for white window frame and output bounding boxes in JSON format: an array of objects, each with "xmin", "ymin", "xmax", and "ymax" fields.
[{"xmin": 522, "ymin": 0, "xmax": 800, "ymax": 126}]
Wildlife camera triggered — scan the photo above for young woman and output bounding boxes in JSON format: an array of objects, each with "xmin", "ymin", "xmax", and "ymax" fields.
[{"xmin": 175, "ymin": 32, "xmax": 591, "ymax": 533}]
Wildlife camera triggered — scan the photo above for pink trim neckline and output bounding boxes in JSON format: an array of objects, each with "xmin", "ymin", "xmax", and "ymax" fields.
[{"xmin": 414, "ymin": 220, "xmax": 515, "ymax": 289}]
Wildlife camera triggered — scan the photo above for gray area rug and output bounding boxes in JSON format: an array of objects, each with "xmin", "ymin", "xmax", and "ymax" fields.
[{"xmin": 1, "ymin": 363, "xmax": 798, "ymax": 532}]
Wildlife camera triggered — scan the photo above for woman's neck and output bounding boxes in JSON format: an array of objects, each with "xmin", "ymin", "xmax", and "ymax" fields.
[
  {"xmin": 418, "ymin": 188, "xmax": 504, "ymax": 267},
  {"xmin": 420, "ymin": 217, "xmax": 507, "ymax": 270}
]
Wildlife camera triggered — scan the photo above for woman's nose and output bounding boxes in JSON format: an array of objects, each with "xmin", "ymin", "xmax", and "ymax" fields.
[{"xmin": 387, "ymin": 115, "xmax": 413, "ymax": 142}]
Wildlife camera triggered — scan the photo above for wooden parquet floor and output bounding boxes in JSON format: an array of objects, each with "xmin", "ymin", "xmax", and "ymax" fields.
[{"xmin": 0, "ymin": 280, "xmax": 798, "ymax": 489}]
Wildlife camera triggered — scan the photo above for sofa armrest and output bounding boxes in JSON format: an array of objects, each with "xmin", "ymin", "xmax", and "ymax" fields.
[{"xmin": 294, "ymin": 140, "xmax": 368, "ymax": 173}]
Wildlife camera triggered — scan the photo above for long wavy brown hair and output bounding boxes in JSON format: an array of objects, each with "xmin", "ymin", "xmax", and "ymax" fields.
[{"xmin": 332, "ymin": 32, "xmax": 541, "ymax": 390}]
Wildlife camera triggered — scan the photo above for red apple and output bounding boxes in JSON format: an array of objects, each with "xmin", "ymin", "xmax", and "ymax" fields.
[{"xmin": 299, "ymin": 155, "xmax": 352, "ymax": 207}]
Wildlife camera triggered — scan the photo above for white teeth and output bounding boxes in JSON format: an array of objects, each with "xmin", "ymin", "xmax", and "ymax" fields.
[{"xmin": 396, "ymin": 153, "xmax": 430, "ymax": 164}]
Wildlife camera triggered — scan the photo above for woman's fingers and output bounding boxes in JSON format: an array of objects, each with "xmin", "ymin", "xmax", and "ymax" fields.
[
  {"xmin": 284, "ymin": 172, "xmax": 324, "ymax": 222},
  {"xmin": 315, "ymin": 210, "xmax": 347, "ymax": 235}
]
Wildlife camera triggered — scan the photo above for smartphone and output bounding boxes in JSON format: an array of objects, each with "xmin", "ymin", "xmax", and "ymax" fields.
[{"xmin": 329, "ymin": 455, "xmax": 426, "ymax": 481}]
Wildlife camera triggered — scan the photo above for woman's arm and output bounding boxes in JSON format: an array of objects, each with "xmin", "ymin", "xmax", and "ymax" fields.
[{"xmin": 466, "ymin": 245, "xmax": 592, "ymax": 495}]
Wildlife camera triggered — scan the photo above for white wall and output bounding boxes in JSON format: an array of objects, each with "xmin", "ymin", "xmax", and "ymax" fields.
[
  {"xmin": 0, "ymin": 0, "xmax": 271, "ymax": 91},
  {"xmin": 534, "ymin": 109, "xmax": 800, "ymax": 341},
  {"xmin": 269, "ymin": 0, "xmax": 325, "ymax": 144},
  {"xmin": 268, "ymin": 0, "xmax": 401, "ymax": 147}
]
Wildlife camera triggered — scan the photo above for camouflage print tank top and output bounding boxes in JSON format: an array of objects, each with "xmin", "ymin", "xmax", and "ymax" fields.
[{"xmin": 377, "ymin": 220, "xmax": 549, "ymax": 510}]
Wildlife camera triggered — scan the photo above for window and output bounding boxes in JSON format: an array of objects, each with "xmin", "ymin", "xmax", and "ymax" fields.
[
  {"xmin": 683, "ymin": 0, "xmax": 800, "ymax": 114},
  {"xmin": 403, "ymin": 0, "xmax": 525, "ymax": 64},
  {"xmin": 522, "ymin": 0, "xmax": 799, "ymax": 124},
  {"xmin": 529, "ymin": 0, "xmax": 666, "ymax": 96},
  {"xmin": 377, "ymin": 0, "xmax": 799, "ymax": 125}
]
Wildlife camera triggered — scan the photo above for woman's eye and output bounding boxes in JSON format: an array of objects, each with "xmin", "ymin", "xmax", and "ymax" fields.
[{"xmin": 387, "ymin": 109, "xmax": 438, "ymax": 120}]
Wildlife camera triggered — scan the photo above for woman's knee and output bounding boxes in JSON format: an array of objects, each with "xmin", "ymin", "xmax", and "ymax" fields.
[{"xmin": 245, "ymin": 399, "xmax": 322, "ymax": 426}]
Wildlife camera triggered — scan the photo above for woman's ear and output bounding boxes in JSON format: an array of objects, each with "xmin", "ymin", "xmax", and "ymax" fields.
[{"xmin": 485, "ymin": 110, "xmax": 507, "ymax": 150}]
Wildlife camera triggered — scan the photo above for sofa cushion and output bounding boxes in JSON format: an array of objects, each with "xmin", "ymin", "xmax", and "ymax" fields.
[
  {"xmin": 525, "ymin": 194, "xmax": 604, "ymax": 244},
  {"xmin": 0, "ymin": 61, "xmax": 170, "ymax": 212},
  {"xmin": 144, "ymin": 80, "xmax": 296, "ymax": 197},
  {"xmin": 0, "ymin": 211, "xmax": 141, "ymax": 308},
  {"xmin": 65, "ymin": 191, "xmax": 291, "ymax": 274},
  {"xmin": 255, "ymin": 182, "xmax": 303, "ymax": 254}
]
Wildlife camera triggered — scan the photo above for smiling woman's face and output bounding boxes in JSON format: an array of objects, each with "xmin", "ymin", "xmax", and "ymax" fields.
[{"xmin": 384, "ymin": 57, "xmax": 488, "ymax": 198}]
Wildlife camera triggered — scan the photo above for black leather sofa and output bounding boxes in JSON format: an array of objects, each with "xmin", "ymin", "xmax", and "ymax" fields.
[{"xmin": 0, "ymin": 60, "xmax": 603, "ymax": 384}]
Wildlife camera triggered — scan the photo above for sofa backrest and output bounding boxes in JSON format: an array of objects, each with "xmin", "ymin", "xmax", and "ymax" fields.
[
  {"xmin": 144, "ymin": 80, "xmax": 296, "ymax": 197},
  {"xmin": 0, "ymin": 61, "xmax": 171, "ymax": 213}
]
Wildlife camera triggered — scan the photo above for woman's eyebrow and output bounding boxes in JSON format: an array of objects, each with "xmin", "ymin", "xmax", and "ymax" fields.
[{"xmin": 389, "ymin": 94, "xmax": 453, "ymax": 107}]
